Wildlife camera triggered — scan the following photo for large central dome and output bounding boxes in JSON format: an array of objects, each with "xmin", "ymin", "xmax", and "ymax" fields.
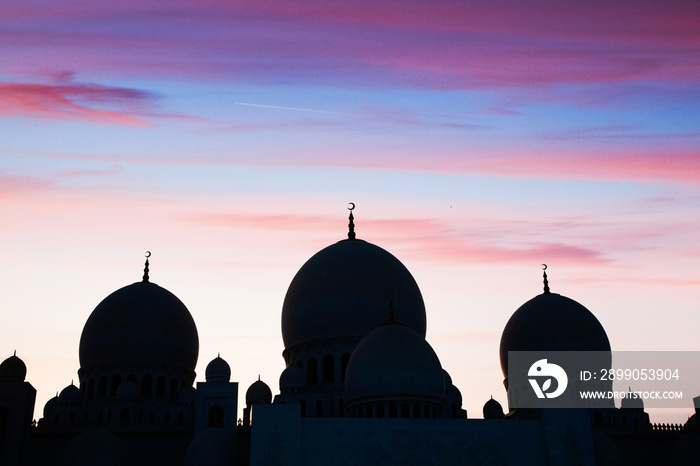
[
  {"xmin": 79, "ymin": 280, "xmax": 199, "ymax": 373},
  {"xmin": 281, "ymin": 238, "xmax": 427, "ymax": 351}
]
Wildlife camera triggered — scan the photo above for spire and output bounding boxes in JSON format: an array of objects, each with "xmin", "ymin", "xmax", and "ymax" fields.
[
  {"xmin": 143, "ymin": 251, "xmax": 151, "ymax": 282},
  {"xmin": 347, "ymin": 202, "xmax": 356, "ymax": 240},
  {"xmin": 382, "ymin": 299, "xmax": 402, "ymax": 326},
  {"xmin": 542, "ymin": 264, "xmax": 550, "ymax": 294}
]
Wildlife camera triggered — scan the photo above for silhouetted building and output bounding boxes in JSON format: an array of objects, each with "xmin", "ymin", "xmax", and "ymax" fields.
[{"xmin": 1, "ymin": 207, "xmax": 697, "ymax": 465}]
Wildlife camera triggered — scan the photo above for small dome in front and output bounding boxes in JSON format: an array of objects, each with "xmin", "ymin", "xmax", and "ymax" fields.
[
  {"xmin": 345, "ymin": 322, "xmax": 444, "ymax": 410},
  {"xmin": 43, "ymin": 395, "xmax": 59, "ymax": 418},
  {"xmin": 483, "ymin": 397, "xmax": 504, "ymax": 419},
  {"xmin": 59, "ymin": 383, "xmax": 82, "ymax": 406},
  {"xmin": 621, "ymin": 389, "xmax": 644, "ymax": 411},
  {"xmin": 0, "ymin": 353, "xmax": 27, "ymax": 382},
  {"xmin": 279, "ymin": 365, "xmax": 306, "ymax": 391},
  {"xmin": 246, "ymin": 378, "xmax": 272, "ymax": 405},
  {"xmin": 62, "ymin": 428, "xmax": 126, "ymax": 466},
  {"xmin": 79, "ymin": 280, "xmax": 199, "ymax": 376},
  {"xmin": 205, "ymin": 356, "xmax": 231, "ymax": 383}
]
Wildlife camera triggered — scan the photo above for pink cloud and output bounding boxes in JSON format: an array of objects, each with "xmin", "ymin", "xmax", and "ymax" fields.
[
  {"xmin": 4, "ymin": 141, "xmax": 698, "ymax": 184},
  {"xmin": 0, "ymin": 172, "xmax": 54, "ymax": 200},
  {"xmin": 181, "ymin": 211, "xmax": 609, "ymax": 266},
  {"xmin": 2, "ymin": 1, "xmax": 697, "ymax": 89},
  {"xmin": 0, "ymin": 81, "xmax": 155, "ymax": 125},
  {"xmin": 183, "ymin": 212, "xmax": 336, "ymax": 232}
]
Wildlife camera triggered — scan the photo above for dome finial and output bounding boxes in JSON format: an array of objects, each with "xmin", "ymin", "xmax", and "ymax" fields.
[
  {"xmin": 542, "ymin": 264, "xmax": 550, "ymax": 294},
  {"xmin": 347, "ymin": 202, "xmax": 356, "ymax": 240},
  {"xmin": 143, "ymin": 251, "xmax": 151, "ymax": 282}
]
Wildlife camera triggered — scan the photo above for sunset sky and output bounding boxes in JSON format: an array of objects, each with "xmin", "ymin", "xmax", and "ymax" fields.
[{"xmin": 1, "ymin": 0, "xmax": 699, "ymax": 422}]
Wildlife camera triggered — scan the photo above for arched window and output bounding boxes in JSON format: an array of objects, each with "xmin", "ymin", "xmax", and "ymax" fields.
[
  {"xmin": 111, "ymin": 375, "xmax": 122, "ymax": 397},
  {"xmin": 388, "ymin": 404, "xmax": 397, "ymax": 418},
  {"xmin": 401, "ymin": 404, "xmax": 410, "ymax": 418},
  {"xmin": 120, "ymin": 409, "xmax": 129, "ymax": 424},
  {"xmin": 322, "ymin": 355, "xmax": 335, "ymax": 382},
  {"xmin": 97, "ymin": 376, "xmax": 107, "ymax": 398},
  {"xmin": 424, "ymin": 405, "xmax": 431, "ymax": 419},
  {"xmin": 377, "ymin": 405, "xmax": 385, "ymax": 418},
  {"xmin": 366, "ymin": 406, "xmax": 373, "ymax": 418},
  {"xmin": 208, "ymin": 405, "xmax": 225, "ymax": 428},
  {"xmin": 307, "ymin": 358, "xmax": 318, "ymax": 385},
  {"xmin": 413, "ymin": 404, "xmax": 421, "ymax": 418},
  {"xmin": 142, "ymin": 375, "xmax": 153, "ymax": 397},
  {"xmin": 316, "ymin": 400, "xmax": 323, "ymax": 417},
  {"xmin": 340, "ymin": 353, "xmax": 351, "ymax": 382}
]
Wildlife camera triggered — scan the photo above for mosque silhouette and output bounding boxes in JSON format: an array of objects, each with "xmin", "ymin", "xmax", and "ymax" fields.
[{"xmin": 1, "ymin": 206, "xmax": 698, "ymax": 465}]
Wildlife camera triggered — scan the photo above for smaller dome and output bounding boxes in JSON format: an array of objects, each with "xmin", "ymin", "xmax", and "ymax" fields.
[
  {"xmin": 442, "ymin": 369, "xmax": 453, "ymax": 388},
  {"xmin": 446, "ymin": 383, "xmax": 463, "ymax": 404},
  {"xmin": 499, "ymin": 292, "xmax": 610, "ymax": 378},
  {"xmin": 43, "ymin": 395, "xmax": 59, "ymax": 417},
  {"xmin": 279, "ymin": 365, "xmax": 306, "ymax": 391},
  {"xmin": 483, "ymin": 397, "xmax": 504, "ymax": 419},
  {"xmin": 116, "ymin": 381, "xmax": 139, "ymax": 399},
  {"xmin": 59, "ymin": 383, "xmax": 82, "ymax": 406},
  {"xmin": 205, "ymin": 356, "xmax": 231, "ymax": 383},
  {"xmin": 246, "ymin": 378, "xmax": 272, "ymax": 405},
  {"xmin": 62, "ymin": 428, "xmax": 126, "ymax": 466},
  {"xmin": 345, "ymin": 322, "xmax": 444, "ymax": 407},
  {"xmin": 185, "ymin": 427, "xmax": 236, "ymax": 466},
  {"xmin": 620, "ymin": 389, "xmax": 644, "ymax": 411},
  {"xmin": 0, "ymin": 354, "xmax": 27, "ymax": 382}
]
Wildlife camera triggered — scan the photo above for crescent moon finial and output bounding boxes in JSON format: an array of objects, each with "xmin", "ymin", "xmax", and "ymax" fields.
[
  {"xmin": 542, "ymin": 263, "xmax": 550, "ymax": 294},
  {"xmin": 347, "ymin": 202, "xmax": 356, "ymax": 239},
  {"xmin": 143, "ymin": 251, "xmax": 151, "ymax": 282}
]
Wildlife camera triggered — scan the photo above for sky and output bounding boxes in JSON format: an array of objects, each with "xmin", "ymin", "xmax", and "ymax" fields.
[{"xmin": 1, "ymin": 0, "xmax": 699, "ymax": 424}]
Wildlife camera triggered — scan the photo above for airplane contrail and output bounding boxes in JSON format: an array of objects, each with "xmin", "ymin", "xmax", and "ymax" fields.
[{"xmin": 234, "ymin": 102, "xmax": 346, "ymax": 116}]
